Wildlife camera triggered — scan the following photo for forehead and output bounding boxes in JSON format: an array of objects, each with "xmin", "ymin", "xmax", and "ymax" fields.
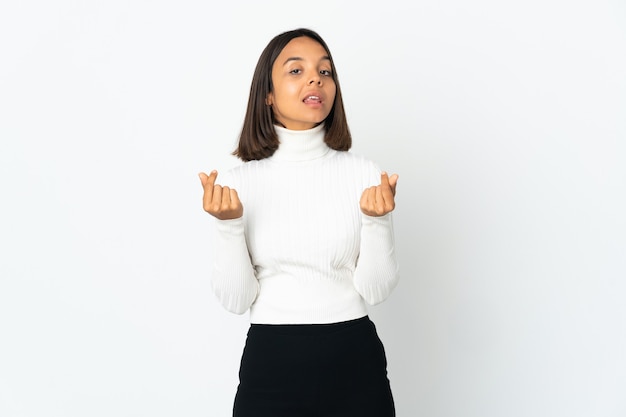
[{"xmin": 277, "ymin": 36, "xmax": 329, "ymax": 61}]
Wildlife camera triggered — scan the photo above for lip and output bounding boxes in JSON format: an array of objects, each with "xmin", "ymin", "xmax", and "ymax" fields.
[{"xmin": 302, "ymin": 91, "xmax": 324, "ymax": 103}]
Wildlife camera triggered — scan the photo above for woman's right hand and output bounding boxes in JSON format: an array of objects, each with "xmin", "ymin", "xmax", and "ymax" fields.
[{"xmin": 198, "ymin": 170, "xmax": 243, "ymax": 220}]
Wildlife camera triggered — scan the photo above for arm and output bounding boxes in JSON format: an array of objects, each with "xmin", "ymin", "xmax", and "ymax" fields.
[
  {"xmin": 199, "ymin": 170, "xmax": 259, "ymax": 314},
  {"xmin": 353, "ymin": 172, "xmax": 400, "ymax": 305},
  {"xmin": 210, "ymin": 216, "xmax": 259, "ymax": 314}
]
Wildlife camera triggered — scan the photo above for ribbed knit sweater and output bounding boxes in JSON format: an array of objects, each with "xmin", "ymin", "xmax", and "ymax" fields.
[{"xmin": 210, "ymin": 124, "xmax": 399, "ymax": 324}]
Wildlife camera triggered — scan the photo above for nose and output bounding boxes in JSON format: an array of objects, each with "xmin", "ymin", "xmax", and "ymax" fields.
[{"xmin": 308, "ymin": 73, "xmax": 322, "ymax": 85}]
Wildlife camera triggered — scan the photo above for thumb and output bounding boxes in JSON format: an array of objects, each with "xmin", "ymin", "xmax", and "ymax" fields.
[{"xmin": 198, "ymin": 170, "xmax": 218, "ymax": 187}]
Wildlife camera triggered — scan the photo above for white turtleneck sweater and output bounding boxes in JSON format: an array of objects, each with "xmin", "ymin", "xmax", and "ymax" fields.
[{"xmin": 210, "ymin": 124, "xmax": 399, "ymax": 324}]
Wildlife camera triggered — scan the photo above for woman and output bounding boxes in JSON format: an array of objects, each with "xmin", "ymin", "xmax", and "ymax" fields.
[{"xmin": 199, "ymin": 28, "xmax": 399, "ymax": 417}]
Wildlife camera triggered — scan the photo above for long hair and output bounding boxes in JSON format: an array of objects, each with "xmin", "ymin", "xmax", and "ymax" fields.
[{"xmin": 233, "ymin": 28, "xmax": 351, "ymax": 161}]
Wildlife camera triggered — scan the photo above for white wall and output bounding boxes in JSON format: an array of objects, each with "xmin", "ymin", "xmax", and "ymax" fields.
[{"xmin": 1, "ymin": 1, "xmax": 624, "ymax": 416}]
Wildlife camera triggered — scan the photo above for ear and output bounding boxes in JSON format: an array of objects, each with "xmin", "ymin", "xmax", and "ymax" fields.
[{"xmin": 265, "ymin": 93, "xmax": 273, "ymax": 106}]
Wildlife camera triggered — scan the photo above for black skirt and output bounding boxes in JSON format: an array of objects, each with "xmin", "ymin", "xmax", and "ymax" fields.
[{"xmin": 233, "ymin": 315, "xmax": 395, "ymax": 417}]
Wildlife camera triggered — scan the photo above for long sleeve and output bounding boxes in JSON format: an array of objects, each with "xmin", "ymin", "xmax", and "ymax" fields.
[
  {"xmin": 353, "ymin": 212, "xmax": 400, "ymax": 305},
  {"xmin": 210, "ymin": 216, "xmax": 259, "ymax": 314},
  {"xmin": 204, "ymin": 124, "xmax": 400, "ymax": 324}
]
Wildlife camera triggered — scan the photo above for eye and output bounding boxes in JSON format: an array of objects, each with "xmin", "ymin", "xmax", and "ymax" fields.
[
  {"xmin": 320, "ymin": 69, "xmax": 332, "ymax": 76},
  {"xmin": 289, "ymin": 68, "xmax": 302, "ymax": 75}
]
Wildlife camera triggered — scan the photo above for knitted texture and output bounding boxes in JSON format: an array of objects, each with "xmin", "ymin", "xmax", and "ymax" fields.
[{"xmin": 210, "ymin": 124, "xmax": 399, "ymax": 324}]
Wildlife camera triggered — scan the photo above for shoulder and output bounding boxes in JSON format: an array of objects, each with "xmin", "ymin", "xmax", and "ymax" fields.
[
  {"xmin": 329, "ymin": 151, "xmax": 382, "ymax": 186},
  {"xmin": 227, "ymin": 158, "xmax": 269, "ymax": 174},
  {"xmin": 331, "ymin": 150, "xmax": 381, "ymax": 172},
  {"xmin": 219, "ymin": 159, "xmax": 269, "ymax": 188}
]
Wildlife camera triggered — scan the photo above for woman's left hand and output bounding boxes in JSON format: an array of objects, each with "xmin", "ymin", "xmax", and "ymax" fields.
[{"xmin": 360, "ymin": 172, "xmax": 399, "ymax": 217}]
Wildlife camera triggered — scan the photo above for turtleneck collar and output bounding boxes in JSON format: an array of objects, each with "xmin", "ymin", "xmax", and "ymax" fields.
[{"xmin": 270, "ymin": 124, "xmax": 331, "ymax": 162}]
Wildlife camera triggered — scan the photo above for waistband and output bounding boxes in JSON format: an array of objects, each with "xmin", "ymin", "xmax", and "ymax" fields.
[{"xmin": 248, "ymin": 315, "xmax": 370, "ymax": 336}]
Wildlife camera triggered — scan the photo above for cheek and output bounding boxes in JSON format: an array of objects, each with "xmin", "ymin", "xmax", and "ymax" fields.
[
  {"xmin": 273, "ymin": 82, "xmax": 300, "ymax": 104},
  {"xmin": 327, "ymin": 85, "xmax": 337, "ymax": 105},
  {"xmin": 284, "ymin": 82, "xmax": 301, "ymax": 98}
]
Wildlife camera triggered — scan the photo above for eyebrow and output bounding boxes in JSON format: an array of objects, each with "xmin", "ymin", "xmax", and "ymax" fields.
[{"xmin": 282, "ymin": 56, "xmax": 331, "ymax": 66}]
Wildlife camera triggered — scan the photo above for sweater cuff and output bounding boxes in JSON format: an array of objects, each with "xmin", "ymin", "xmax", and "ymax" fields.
[
  {"xmin": 361, "ymin": 212, "xmax": 393, "ymax": 226},
  {"xmin": 215, "ymin": 216, "xmax": 245, "ymax": 235}
]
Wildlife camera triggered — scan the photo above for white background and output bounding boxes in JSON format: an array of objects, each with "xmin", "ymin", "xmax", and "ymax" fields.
[{"xmin": 1, "ymin": 1, "xmax": 625, "ymax": 416}]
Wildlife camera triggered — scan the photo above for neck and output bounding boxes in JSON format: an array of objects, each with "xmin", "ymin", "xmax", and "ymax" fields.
[{"xmin": 270, "ymin": 124, "xmax": 330, "ymax": 162}]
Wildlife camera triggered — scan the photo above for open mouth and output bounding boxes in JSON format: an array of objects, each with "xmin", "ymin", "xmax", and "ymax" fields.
[{"xmin": 303, "ymin": 95, "xmax": 321, "ymax": 104}]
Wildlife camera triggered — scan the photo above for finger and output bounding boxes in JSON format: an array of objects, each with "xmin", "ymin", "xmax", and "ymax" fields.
[
  {"xmin": 388, "ymin": 174, "xmax": 399, "ymax": 196},
  {"xmin": 229, "ymin": 188, "xmax": 241, "ymax": 206},
  {"xmin": 211, "ymin": 185, "xmax": 223, "ymax": 212},
  {"xmin": 379, "ymin": 172, "xmax": 394, "ymax": 203},
  {"xmin": 230, "ymin": 188, "xmax": 243, "ymax": 218},
  {"xmin": 380, "ymin": 172, "xmax": 390, "ymax": 188},
  {"xmin": 375, "ymin": 184, "xmax": 385, "ymax": 214},
  {"xmin": 206, "ymin": 170, "xmax": 218, "ymax": 187},
  {"xmin": 381, "ymin": 173, "xmax": 398, "ymax": 204},
  {"xmin": 198, "ymin": 170, "xmax": 218, "ymax": 186},
  {"xmin": 200, "ymin": 171, "xmax": 218, "ymax": 208},
  {"xmin": 360, "ymin": 186, "xmax": 374, "ymax": 213},
  {"xmin": 221, "ymin": 186, "xmax": 231, "ymax": 208},
  {"xmin": 380, "ymin": 181, "xmax": 394, "ymax": 209},
  {"xmin": 360, "ymin": 188, "xmax": 369, "ymax": 210},
  {"xmin": 198, "ymin": 172, "xmax": 208, "ymax": 186}
]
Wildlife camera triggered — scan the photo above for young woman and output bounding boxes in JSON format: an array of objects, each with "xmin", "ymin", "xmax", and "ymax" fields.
[{"xmin": 199, "ymin": 28, "xmax": 399, "ymax": 417}]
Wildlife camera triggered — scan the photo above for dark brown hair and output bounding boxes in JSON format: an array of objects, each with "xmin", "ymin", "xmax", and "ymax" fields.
[{"xmin": 233, "ymin": 28, "xmax": 352, "ymax": 161}]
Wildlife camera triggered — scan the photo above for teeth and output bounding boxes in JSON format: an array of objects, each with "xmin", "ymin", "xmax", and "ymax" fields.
[{"xmin": 306, "ymin": 96, "xmax": 320, "ymax": 100}]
